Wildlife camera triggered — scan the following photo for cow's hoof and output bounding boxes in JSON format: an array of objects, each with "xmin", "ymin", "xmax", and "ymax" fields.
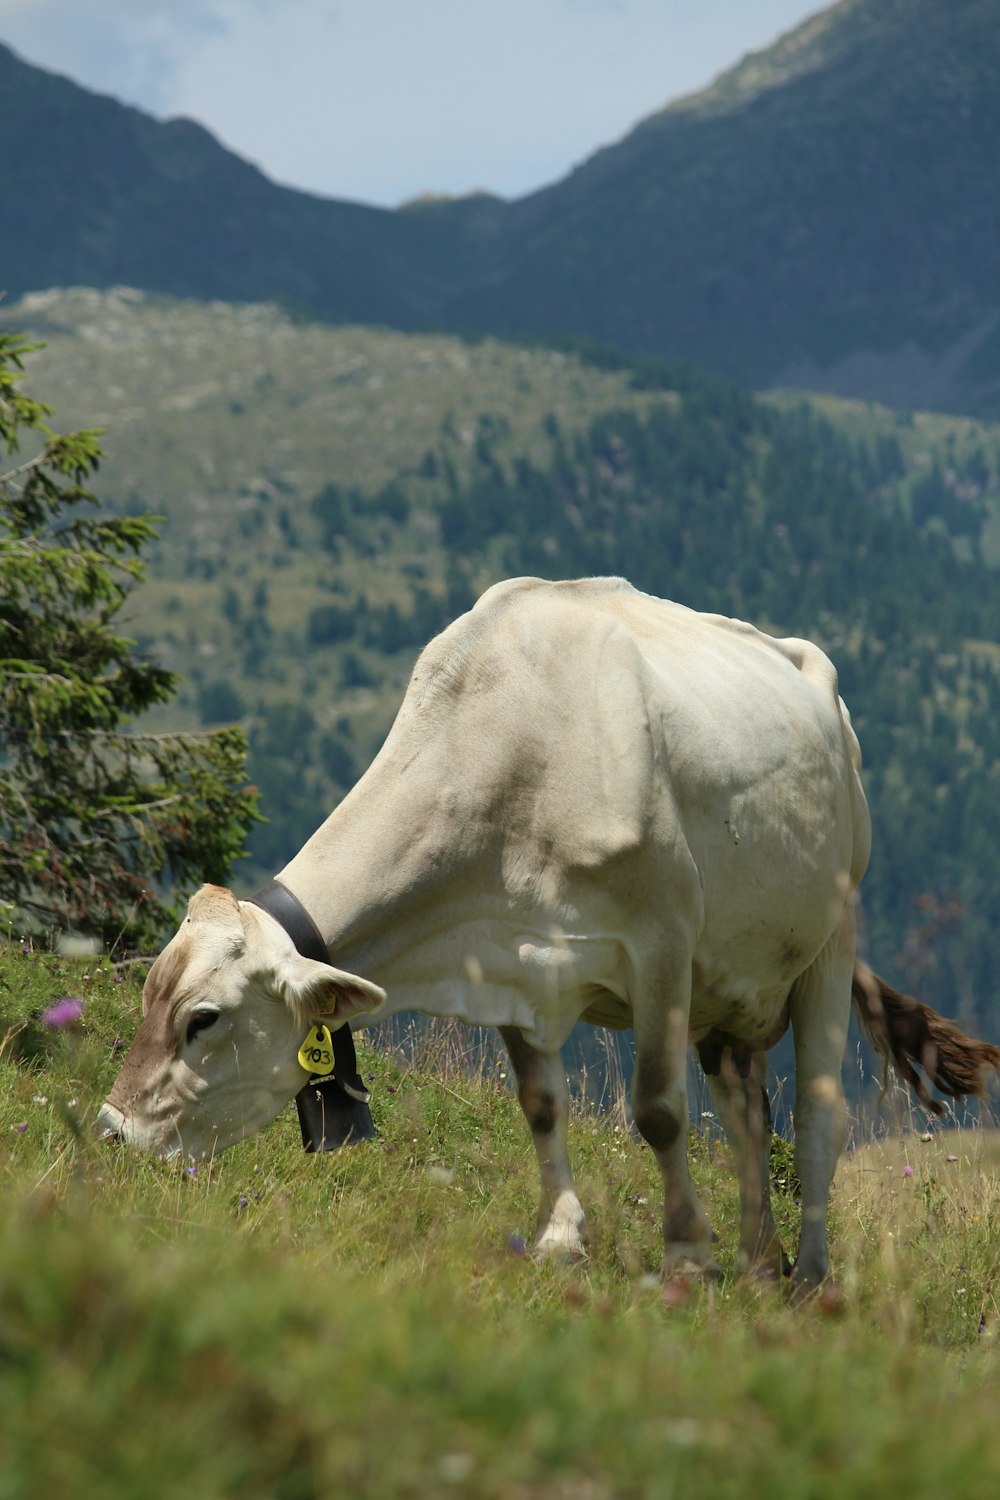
[
  {"xmin": 663, "ymin": 1247, "xmax": 723, "ymax": 1283},
  {"xmin": 738, "ymin": 1248, "xmax": 793, "ymax": 1283},
  {"xmin": 532, "ymin": 1192, "xmax": 588, "ymax": 1261},
  {"xmin": 533, "ymin": 1229, "xmax": 589, "ymax": 1263},
  {"xmin": 789, "ymin": 1278, "xmax": 845, "ymax": 1316},
  {"xmin": 788, "ymin": 1268, "xmax": 842, "ymax": 1311}
]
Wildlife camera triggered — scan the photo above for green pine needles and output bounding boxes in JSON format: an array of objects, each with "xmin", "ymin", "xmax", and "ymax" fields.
[{"xmin": 0, "ymin": 329, "xmax": 259, "ymax": 950}]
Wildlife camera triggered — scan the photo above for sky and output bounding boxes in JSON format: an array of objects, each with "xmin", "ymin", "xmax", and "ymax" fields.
[{"xmin": 0, "ymin": 0, "xmax": 826, "ymax": 208}]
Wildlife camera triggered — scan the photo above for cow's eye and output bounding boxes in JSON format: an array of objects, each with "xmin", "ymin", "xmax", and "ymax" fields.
[{"xmin": 186, "ymin": 1009, "xmax": 220, "ymax": 1046}]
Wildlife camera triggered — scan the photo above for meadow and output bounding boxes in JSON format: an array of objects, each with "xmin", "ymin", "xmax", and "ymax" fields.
[{"xmin": 2, "ymin": 940, "xmax": 999, "ymax": 1500}]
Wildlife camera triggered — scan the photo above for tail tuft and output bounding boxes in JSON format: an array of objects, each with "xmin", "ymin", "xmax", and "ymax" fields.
[{"xmin": 851, "ymin": 961, "xmax": 1000, "ymax": 1116}]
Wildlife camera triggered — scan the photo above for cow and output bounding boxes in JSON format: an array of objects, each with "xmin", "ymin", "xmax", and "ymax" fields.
[{"xmin": 97, "ymin": 577, "xmax": 1000, "ymax": 1289}]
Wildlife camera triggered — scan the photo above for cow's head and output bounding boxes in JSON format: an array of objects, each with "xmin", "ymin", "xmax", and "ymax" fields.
[{"xmin": 96, "ymin": 885, "xmax": 385, "ymax": 1156}]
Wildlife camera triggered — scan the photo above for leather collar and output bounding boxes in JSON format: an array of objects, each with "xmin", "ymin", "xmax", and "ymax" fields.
[
  {"xmin": 247, "ymin": 878, "xmax": 329, "ymax": 966},
  {"xmin": 246, "ymin": 878, "xmax": 376, "ymax": 1151}
]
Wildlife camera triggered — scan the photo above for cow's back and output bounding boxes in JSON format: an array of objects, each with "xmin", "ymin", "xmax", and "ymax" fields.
[
  {"xmin": 404, "ymin": 577, "xmax": 871, "ymax": 978},
  {"xmin": 402, "ymin": 576, "xmax": 868, "ymax": 856}
]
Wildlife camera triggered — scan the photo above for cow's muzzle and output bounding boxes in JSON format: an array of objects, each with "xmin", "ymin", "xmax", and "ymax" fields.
[{"xmin": 94, "ymin": 1102, "xmax": 125, "ymax": 1142}]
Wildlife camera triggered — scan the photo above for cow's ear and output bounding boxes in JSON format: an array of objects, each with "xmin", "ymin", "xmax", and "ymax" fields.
[
  {"xmin": 187, "ymin": 884, "xmax": 243, "ymax": 927},
  {"xmin": 275, "ymin": 955, "xmax": 386, "ymax": 1028},
  {"xmin": 186, "ymin": 884, "xmax": 245, "ymax": 950}
]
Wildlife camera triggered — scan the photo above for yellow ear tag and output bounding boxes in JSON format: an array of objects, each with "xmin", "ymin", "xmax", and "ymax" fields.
[{"xmin": 297, "ymin": 1024, "xmax": 335, "ymax": 1077}]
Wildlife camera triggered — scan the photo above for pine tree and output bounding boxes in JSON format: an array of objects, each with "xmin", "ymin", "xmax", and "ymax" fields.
[{"xmin": 0, "ymin": 330, "xmax": 258, "ymax": 949}]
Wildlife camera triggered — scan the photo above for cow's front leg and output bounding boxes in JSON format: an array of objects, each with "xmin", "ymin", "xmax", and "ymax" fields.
[
  {"xmin": 706, "ymin": 1052, "xmax": 790, "ymax": 1280},
  {"xmin": 633, "ymin": 957, "xmax": 719, "ymax": 1279},
  {"xmin": 500, "ymin": 1026, "xmax": 587, "ymax": 1259}
]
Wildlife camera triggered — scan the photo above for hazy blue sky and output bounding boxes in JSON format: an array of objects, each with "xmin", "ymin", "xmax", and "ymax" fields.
[{"xmin": 0, "ymin": 0, "xmax": 827, "ymax": 206}]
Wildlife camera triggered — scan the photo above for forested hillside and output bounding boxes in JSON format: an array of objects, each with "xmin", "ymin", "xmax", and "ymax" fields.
[{"xmin": 6, "ymin": 290, "xmax": 999, "ymax": 1034}]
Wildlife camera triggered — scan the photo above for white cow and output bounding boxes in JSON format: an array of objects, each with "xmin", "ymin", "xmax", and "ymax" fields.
[{"xmin": 98, "ymin": 577, "xmax": 998, "ymax": 1288}]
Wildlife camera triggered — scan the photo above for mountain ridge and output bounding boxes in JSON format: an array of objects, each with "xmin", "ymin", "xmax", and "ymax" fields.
[
  {"xmin": 456, "ymin": 0, "xmax": 1000, "ymax": 407},
  {"xmin": 2, "ymin": 0, "xmax": 999, "ymax": 415}
]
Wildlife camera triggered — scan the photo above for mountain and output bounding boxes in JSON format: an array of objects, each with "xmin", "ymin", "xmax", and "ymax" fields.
[
  {"xmin": 444, "ymin": 0, "xmax": 1000, "ymax": 414},
  {"xmin": 2, "ymin": 0, "xmax": 999, "ymax": 416},
  {"xmin": 0, "ymin": 40, "xmax": 452, "ymax": 327}
]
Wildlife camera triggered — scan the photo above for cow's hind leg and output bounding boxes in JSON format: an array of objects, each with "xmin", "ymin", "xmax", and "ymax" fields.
[
  {"xmin": 632, "ymin": 954, "xmax": 719, "ymax": 1279},
  {"xmin": 788, "ymin": 913, "xmax": 854, "ymax": 1290},
  {"xmin": 706, "ymin": 1054, "xmax": 790, "ymax": 1280},
  {"xmin": 500, "ymin": 1026, "xmax": 587, "ymax": 1259}
]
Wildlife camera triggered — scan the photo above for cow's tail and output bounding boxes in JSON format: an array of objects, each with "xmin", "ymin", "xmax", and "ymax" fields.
[{"xmin": 851, "ymin": 960, "xmax": 1000, "ymax": 1116}]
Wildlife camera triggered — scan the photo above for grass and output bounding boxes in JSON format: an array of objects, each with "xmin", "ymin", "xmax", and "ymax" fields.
[{"xmin": 2, "ymin": 942, "xmax": 1000, "ymax": 1498}]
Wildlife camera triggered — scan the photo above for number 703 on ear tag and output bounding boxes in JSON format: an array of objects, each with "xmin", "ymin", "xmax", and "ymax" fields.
[{"xmin": 297, "ymin": 1024, "xmax": 335, "ymax": 1076}]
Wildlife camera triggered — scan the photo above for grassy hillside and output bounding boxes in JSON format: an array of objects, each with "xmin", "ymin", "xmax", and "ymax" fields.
[
  {"xmin": 3, "ymin": 288, "xmax": 999, "ymax": 1035},
  {"xmin": 2, "ymin": 944, "xmax": 1000, "ymax": 1498}
]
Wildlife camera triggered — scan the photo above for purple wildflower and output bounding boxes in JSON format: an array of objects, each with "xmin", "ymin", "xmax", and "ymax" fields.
[
  {"xmin": 901, "ymin": 1165, "xmax": 914, "ymax": 1178},
  {"xmin": 14, "ymin": 1122, "xmax": 27, "ymax": 1134},
  {"xmin": 186, "ymin": 1165, "xmax": 198, "ymax": 1180},
  {"xmin": 42, "ymin": 996, "xmax": 84, "ymax": 1028},
  {"xmin": 112, "ymin": 1037, "xmax": 126, "ymax": 1051},
  {"xmin": 238, "ymin": 1195, "xmax": 249, "ymax": 1210},
  {"xmin": 508, "ymin": 1234, "xmax": 528, "ymax": 1256}
]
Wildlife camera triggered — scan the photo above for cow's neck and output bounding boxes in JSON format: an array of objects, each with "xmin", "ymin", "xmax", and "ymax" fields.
[{"xmin": 272, "ymin": 735, "xmax": 470, "ymax": 980}]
